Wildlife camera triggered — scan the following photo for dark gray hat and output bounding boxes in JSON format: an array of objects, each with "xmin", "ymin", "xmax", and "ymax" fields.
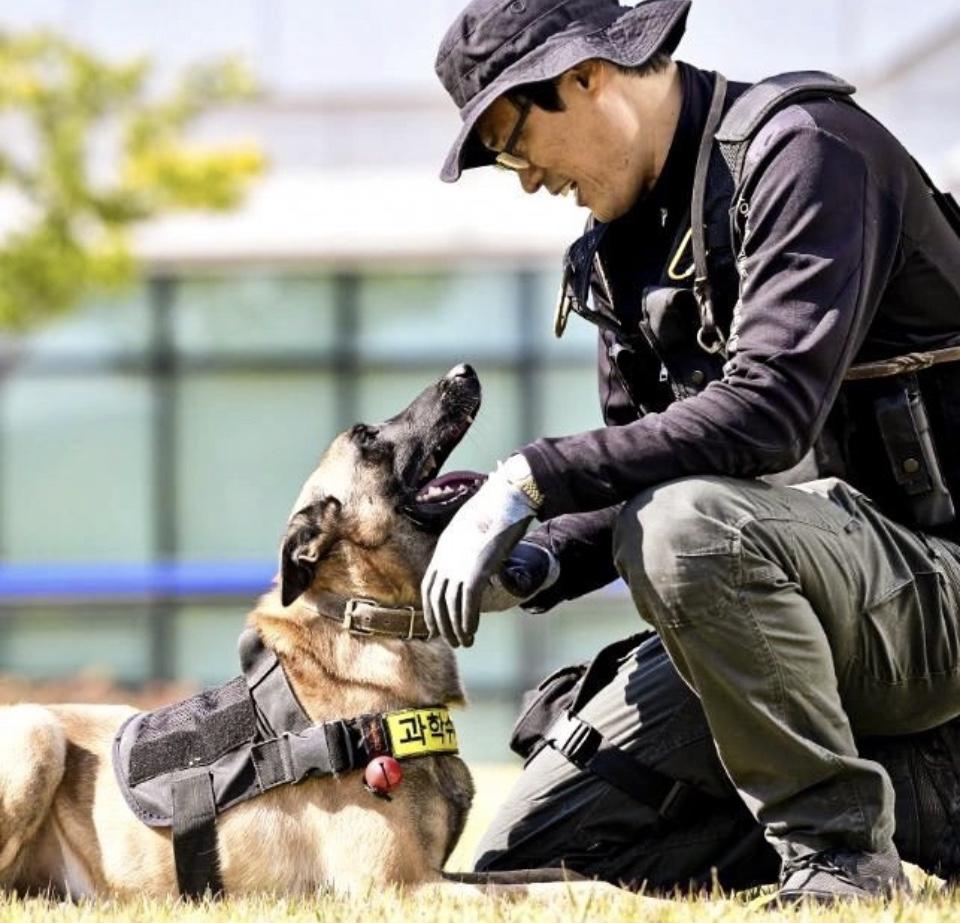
[{"xmin": 436, "ymin": 0, "xmax": 691, "ymax": 182}]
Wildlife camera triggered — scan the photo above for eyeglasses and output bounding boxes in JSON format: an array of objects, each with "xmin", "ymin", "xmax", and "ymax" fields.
[{"xmin": 494, "ymin": 97, "xmax": 533, "ymax": 173}]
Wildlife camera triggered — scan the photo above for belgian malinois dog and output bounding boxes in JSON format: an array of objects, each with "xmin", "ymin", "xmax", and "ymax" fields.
[{"xmin": 0, "ymin": 364, "xmax": 629, "ymax": 903}]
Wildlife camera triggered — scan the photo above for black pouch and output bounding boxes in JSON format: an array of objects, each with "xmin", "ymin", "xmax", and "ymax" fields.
[
  {"xmin": 874, "ymin": 374, "xmax": 956, "ymax": 529},
  {"xmin": 639, "ymin": 286, "xmax": 725, "ymax": 401},
  {"xmin": 509, "ymin": 662, "xmax": 588, "ymax": 761}
]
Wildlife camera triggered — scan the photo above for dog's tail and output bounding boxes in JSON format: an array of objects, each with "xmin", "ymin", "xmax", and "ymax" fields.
[{"xmin": 0, "ymin": 705, "xmax": 67, "ymax": 878}]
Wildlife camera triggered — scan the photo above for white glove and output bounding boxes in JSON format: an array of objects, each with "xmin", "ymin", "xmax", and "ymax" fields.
[{"xmin": 422, "ymin": 455, "xmax": 541, "ymax": 647}]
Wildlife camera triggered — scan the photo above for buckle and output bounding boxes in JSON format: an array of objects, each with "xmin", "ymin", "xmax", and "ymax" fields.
[
  {"xmin": 551, "ymin": 713, "xmax": 601, "ymax": 766},
  {"xmin": 343, "ymin": 598, "xmax": 420, "ymax": 639},
  {"xmin": 342, "ymin": 597, "xmax": 377, "ymax": 634}
]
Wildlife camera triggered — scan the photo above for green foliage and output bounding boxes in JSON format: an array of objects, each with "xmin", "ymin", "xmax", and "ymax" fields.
[{"xmin": 0, "ymin": 31, "xmax": 264, "ymax": 330}]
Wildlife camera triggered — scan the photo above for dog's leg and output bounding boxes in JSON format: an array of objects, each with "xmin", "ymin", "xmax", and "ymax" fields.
[{"xmin": 0, "ymin": 705, "xmax": 67, "ymax": 879}]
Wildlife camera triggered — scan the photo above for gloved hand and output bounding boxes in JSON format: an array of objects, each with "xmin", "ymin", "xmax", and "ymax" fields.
[
  {"xmin": 422, "ymin": 456, "xmax": 542, "ymax": 647},
  {"xmin": 480, "ymin": 541, "xmax": 560, "ymax": 612}
]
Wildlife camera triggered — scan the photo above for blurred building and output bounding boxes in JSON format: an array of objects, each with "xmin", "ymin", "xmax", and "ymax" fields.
[{"xmin": 0, "ymin": 1, "xmax": 958, "ymax": 762}]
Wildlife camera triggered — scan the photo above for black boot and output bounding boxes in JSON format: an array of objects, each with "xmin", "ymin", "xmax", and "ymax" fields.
[{"xmin": 775, "ymin": 846, "xmax": 912, "ymax": 904}]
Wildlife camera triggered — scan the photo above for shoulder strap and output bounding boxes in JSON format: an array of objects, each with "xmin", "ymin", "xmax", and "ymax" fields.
[
  {"xmin": 714, "ymin": 71, "xmax": 856, "ymax": 184},
  {"xmin": 691, "ymin": 71, "xmax": 856, "ymax": 354},
  {"xmin": 695, "ymin": 69, "xmax": 960, "ymax": 341}
]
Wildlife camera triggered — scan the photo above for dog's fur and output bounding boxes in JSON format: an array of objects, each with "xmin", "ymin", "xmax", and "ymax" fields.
[{"xmin": 0, "ymin": 365, "xmax": 630, "ymax": 902}]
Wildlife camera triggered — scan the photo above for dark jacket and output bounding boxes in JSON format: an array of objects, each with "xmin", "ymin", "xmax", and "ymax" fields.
[{"xmin": 523, "ymin": 63, "xmax": 960, "ymax": 609}]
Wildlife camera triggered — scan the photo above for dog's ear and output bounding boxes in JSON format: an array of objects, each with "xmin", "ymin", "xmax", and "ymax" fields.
[{"xmin": 279, "ymin": 497, "xmax": 342, "ymax": 607}]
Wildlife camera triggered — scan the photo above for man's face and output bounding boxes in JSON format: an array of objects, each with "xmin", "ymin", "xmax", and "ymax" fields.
[{"xmin": 475, "ymin": 64, "xmax": 653, "ymax": 223}]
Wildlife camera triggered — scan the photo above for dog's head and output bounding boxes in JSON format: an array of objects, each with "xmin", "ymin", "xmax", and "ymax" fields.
[{"xmin": 279, "ymin": 364, "xmax": 484, "ymax": 609}]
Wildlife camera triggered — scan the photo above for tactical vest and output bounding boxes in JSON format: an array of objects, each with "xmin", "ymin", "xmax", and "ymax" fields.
[
  {"xmin": 557, "ymin": 70, "xmax": 960, "ymax": 539},
  {"xmin": 112, "ymin": 628, "xmax": 461, "ymax": 897}
]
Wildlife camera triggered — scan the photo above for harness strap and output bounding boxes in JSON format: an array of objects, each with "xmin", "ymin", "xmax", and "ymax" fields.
[
  {"xmin": 251, "ymin": 721, "xmax": 357, "ymax": 790},
  {"xmin": 171, "ymin": 773, "xmax": 223, "ymax": 898},
  {"xmin": 534, "ymin": 633, "xmax": 720, "ymax": 822},
  {"xmin": 545, "ymin": 712, "xmax": 707, "ymax": 822},
  {"xmin": 714, "ymin": 71, "xmax": 856, "ymax": 179},
  {"xmin": 690, "ymin": 73, "xmax": 730, "ymax": 356},
  {"xmin": 241, "ymin": 628, "xmax": 313, "ymax": 736}
]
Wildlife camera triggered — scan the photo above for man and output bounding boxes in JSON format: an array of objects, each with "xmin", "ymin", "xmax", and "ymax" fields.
[{"xmin": 425, "ymin": 0, "xmax": 960, "ymax": 905}]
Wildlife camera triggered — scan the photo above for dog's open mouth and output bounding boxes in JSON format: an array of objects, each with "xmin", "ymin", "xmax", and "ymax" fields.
[
  {"xmin": 398, "ymin": 364, "xmax": 485, "ymax": 532},
  {"xmin": 412, "ymin": 469, "xmax": 487, "ymax": 528},
  {"xmin": 404, "ymin": 414, "xmax": 486, "ymax": 531}
]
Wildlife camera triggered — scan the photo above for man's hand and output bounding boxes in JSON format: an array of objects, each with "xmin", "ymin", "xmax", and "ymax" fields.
[
  {"xmin": 422, "ymin": 455, "xmax": 542, "ymax": 647},
  {"xmin": 481, "ymin": 541, "xmax": 560, "ymax": 612}
]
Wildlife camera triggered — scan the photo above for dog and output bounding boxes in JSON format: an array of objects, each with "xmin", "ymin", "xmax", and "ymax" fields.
[{"xmin": 0, "ymin": 364, "xmax": 633, "ymax": 903}]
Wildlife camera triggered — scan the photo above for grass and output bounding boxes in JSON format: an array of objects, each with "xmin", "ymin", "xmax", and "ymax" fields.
[{"xmin": 1, "ymin": 764, "xmax": 958, "ymax": 922}]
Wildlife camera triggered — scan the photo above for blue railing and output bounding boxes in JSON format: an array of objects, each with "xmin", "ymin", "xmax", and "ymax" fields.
[{"xmin": 0, "ymin": 561, "xmax": 277, "ymax": 605}]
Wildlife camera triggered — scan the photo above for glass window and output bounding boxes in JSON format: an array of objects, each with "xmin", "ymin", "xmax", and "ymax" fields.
[
  {"xmin": 539, "ymin": 366, "xmax": 604, "ymax": 438},
  {"xmin": 1, "ymin": 374, "xmax": 153, "ymax": 560},
  {"xmin": 454, "ymin": 699, "xmax": 522, "ymax": 765},
  {"xmin": 538, "ymin": 588, "xmax": 644, "ymax": 677},
  {"xmin": 175, "ymin": 372, "xmax": 339, "ymax": 558},
  {"xmin": 173, "ymin": 273, "xmax": 339, "ymax": 356},
  {"xmin": 356, "ymin": 271, "xmax": 521, "ymax": 360},
  {"xmin": 174, "ymin": 603, "xmax": 254, "ymax": 685},
  {"xmin": 0, "ymin": 608, "xmax": 151, "ymax": 682},
  {"xmin": 3, "ymin": 284, "xmax": 152, "ymax": 366}
]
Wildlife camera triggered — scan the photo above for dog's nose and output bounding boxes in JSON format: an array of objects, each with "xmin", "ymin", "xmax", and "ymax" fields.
[{"xmin": 445, "ymin": 363, "xmax": 475, "ymax": 381}]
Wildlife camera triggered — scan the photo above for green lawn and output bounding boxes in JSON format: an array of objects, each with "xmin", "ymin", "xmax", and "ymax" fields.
[{"xmin": 1, "ymin": 763, "xmax": 957, "ymax": 922}]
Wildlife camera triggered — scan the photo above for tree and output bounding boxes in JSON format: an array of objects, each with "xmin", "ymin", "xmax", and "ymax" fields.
[{"xmin": 0, "ymin": 31, "xmax": 264, "ymax": 330}]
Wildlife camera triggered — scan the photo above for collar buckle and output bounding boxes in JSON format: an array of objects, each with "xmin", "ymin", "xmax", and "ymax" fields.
[{"xmin": 342, "ymin": 597, "xmax": 377, "ymax": 634}]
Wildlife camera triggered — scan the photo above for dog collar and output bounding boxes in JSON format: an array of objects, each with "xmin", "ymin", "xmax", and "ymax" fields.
[{"xmin": 305, "ymin": 593, "xmax": 431, "ymax": 640}]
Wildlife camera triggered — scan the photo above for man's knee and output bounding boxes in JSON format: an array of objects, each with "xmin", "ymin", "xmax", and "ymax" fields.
[{"xmin": 613, "ymin": 476, "xmax": 760, "ymax": 628}]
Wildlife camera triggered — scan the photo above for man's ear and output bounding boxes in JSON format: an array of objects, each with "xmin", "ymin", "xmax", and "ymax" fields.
[
  {"xmin": 279, "ymin": 497, "xmax": 342, "ymax": 607},
  {"xmin": 567, "ymin": 59, "xmax": 604, "ymax": 92}
]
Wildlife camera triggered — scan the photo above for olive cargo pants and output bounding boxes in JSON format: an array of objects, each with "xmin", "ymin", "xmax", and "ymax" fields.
[
  {"xmin": 475, "ymin": 477, "xmax": 960, "ymax": 890},
  {"xmin": 614, "ymin": 476, "xmax": 960, "ymax": 863}
]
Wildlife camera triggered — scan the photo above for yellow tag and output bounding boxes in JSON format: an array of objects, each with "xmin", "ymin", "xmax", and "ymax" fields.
[{"xmin": 384, "ymin": 707, "xmax": 459, "ymax": 759}]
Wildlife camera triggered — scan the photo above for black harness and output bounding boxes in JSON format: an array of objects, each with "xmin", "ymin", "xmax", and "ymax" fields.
[{"xmin": 112, "ymin": 626, "xmax": 460, "ymax": 897}]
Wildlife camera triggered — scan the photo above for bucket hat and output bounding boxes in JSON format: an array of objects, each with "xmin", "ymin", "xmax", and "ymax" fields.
[{"xmin": 436, "ymin": 0, "xmax": 690, "ymax": 182}]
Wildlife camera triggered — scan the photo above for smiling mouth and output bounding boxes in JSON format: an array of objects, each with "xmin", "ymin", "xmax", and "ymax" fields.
[{"xmin": 558, "ymin": 180, "xmax": 576, "ymax": 197}]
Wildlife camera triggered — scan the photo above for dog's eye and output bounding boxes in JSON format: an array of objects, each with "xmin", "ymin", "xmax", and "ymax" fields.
[
  {"xmin": 350, "ymin": 424, "xmax": 378, "ymax": 445},
  {"xmin": 350, "ymin": 424, "xmax": 388, "ymax": 460}
]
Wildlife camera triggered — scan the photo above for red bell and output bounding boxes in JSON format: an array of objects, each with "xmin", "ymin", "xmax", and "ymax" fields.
[{"xmin": 364, "ymin": 755, "xmax": 403, "ymax": 795}]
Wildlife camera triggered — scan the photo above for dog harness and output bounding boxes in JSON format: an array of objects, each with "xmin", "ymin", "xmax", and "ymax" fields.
[{"xmin": 112, "ymin": 627, "xmax": 460, "ymax": 898}]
